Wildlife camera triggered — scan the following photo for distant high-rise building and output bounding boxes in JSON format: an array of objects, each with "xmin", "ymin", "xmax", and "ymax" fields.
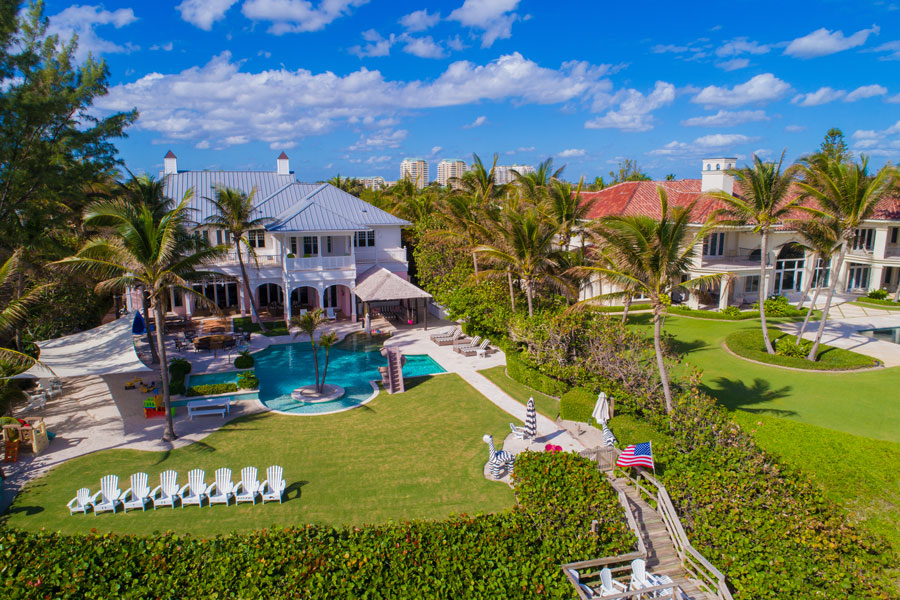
[
  {"xmin": 400, "ymin": 158, "xmax": 429, "ymax": 189},
  {"xmin": 436, "ymin": 159, "xmax": 468, "ymax": 189},
  {"xmin": 360, "ymin": 176, "xmax": 387, "ymax": 191},
  {"xmin": 493, "ymin": 164, "xmax": 535, "ymax": 186}
]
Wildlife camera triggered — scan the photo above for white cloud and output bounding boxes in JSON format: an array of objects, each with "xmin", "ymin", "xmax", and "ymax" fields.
[
  {"xmin": 785, "ymin": 125, "xmax": 806, "ymax": 132},
  {"xmin": 366, "ymin": 155, "xmax": 392, "ymax": 164},
  {"xmin": 584, "ymin": 81, "xmax": 675, "ymax": 132},
  {"xmin": 176, "ymin": 0, "xmax": 238, "ymax": 30},
  {"xmin": 872, "ymin": 40, "xmax": 900, "ymax": 60},
  {"xmin": 716, "ymin": 37, "xmax": 770, "ymax": 57},
  {"xmin": 400, "ymin": 34, "xmax": 445, "ymax": 59},
  {"xmin": 348, "ymin": 129, "xmax": 408, "ymax": 151},
  {"xmin": 97, "ymin": 51, "xmax": 610, "ymax": 149},
  {"xmin": 349, "ymin": 29, "xmax": 395, "ymax": 57},
  {"xmin": 715, "ymin": 58, "xmax": 749, "ymax": 71},
  {"xmin": 151, "ymin": 41, "xmax": 174, "ymax": 51},
  {"xmin": 792, "ymin": 86, "xmax": 846, "ymax": 106},
  {"xmin": 464, "ymin": 115, "xmax": 488, "ymax": 128},
  {"xmin": 47, "ymin": 5, "xmax": 138, "ymax": 62},
  {"xmin": 680, "ymin": 109, "xmax": 768, "ymax": 127},
  {"xmin": 448, "ymin": 0, "xmax": 520, "ymax": 48},
  {"xmin": 447, "ymin": 35, "xmax": 466, "ymax": 51},
  {"xmin": 399, "ymin": 9, "xmax": 440, "ymax": 32},
  {"xmin": 557, "ymin": 148, "xmax": 585, "ymax": 157},
  {"xmin": 518, "ymin": 146, "xmax": 535, "ymax": 152},
  {"xmin": 887, "ymin": 93, "xmax": 900, "ymax": 104},
  {"xmin": 692, "ymin": 73, "xmax": 790, "ymax": 107},
  {"xmin": 845, "ymin": 84, "xmax": 888, "ymax": 101},
  {"xmin": 242, "ymin": 0, "xmax": 368, "ymax": 35},
  {"xmin": 649, "ymin": 133, "xmax": 756, "ymax": 157},
  {"xmin": 849, "ymin": 121, "xmax": 900, "ymax": 156},
  {"xmin": 651, "ymin": 43, "xmax": 690, "ymax": 54},
  {"xmin": 784, "ymin": 25, "xmax": 880, "ymax": 58}
]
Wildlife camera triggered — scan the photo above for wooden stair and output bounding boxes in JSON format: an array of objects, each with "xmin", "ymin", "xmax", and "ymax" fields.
[{"xmin": 383, "ymin": 348, "xmax": 404, "ymax": 394}]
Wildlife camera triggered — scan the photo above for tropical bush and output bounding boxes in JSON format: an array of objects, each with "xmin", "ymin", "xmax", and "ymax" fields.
[
  {"xmin": 720, "ymin": 305, "xmax": 741, "ymax": 318},
  {"xmin": 867, "ymin": 288, "xmax": 889, "ymax": 300},
  {"xmin": 236, "ymin": 370, "xmax": 259, "ymax": 390},
  {"xmin": 559, "ymin": 387, "xmax": 596, "ymax": 422},
  {"xmin": 234, "ymin": 350, "xmax": 254, "ymax": 369},
  {"xmin": 726, "ymin": 329, "xmax": 878, "ymax": 370},
  {"xmin": 185, "ymin": 383, "xmax": 239, "ymax": 397},
  {"xmin": 505, "ymin": 351, "xmax": 569, "ymax": 397},
  {"xmin": 774, "ymin": 336, "xmax": 811, "ymax": 358},
  {"xmin": 0, "ymin": 452, "xmax": 634, "ymax": 599},
  {"xmin": 751, "ymin": 295, "xmax": 800, "ymax": 317},
  {"xmin": 668, "ymin": 306, "xmax": 758, "ymax": 320},
  {"xmin": 168, "ymin": 358, "xmax": 192, "ymax": 396}
]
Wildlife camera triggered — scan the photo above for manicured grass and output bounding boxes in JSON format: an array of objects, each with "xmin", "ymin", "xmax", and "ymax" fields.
[
  {"xmin": 851, "ymin": 298, "xmax": 900, "ymax": 309},
  {"xmin": 3, "ymin": 374, "xmax": 515, "ymax": 536},
  {"xmin": 478, "ymin": 365, "xmax": 559, "ymax": 419},
  {"xmin": 667, "ymin": 306, "xmax": 821, "ymax": 321},
  {"xmin": 232, "ymin": 316, "xmax": 290, "ymax": 337},
  {"xmin": 725, "ymin": 328, "xmax": 880, "ymax": 370}
]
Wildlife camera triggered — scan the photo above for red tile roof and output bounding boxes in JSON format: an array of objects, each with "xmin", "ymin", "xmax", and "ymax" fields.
[{"xmin": 580, "ymin": 179, "xmax": 900, "ymax": 226}]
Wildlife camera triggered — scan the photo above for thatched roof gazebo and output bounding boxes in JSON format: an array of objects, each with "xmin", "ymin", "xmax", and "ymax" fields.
[{"xmin": 354, "ymin": 266, "xmax": 433, "ymax": 329}]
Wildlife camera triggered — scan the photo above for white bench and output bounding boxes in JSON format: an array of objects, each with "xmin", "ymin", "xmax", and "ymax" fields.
[{"xmin": 187, "ymin": 397, "xmax": 231, "ymax": 420}]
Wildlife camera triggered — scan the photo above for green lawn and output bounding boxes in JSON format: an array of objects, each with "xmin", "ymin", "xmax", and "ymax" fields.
[
  {"xmin": 3, "ymin": 375, "xmax": 515, "ymax": 536},
  {"xmin": 630, "ymin": 313, "xmax": 900, "ymax": 549},
  {"xmin": 725, "ymin": 327, "xmax": 879, "ymax": 370},
  {"xmin": 478, "ymin": 365, "xmax": 560, "ymax": 419}
]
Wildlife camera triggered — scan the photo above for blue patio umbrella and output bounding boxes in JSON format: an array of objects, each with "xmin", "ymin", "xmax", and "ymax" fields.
[{"xmin": 132, "ymin": 311, "xmax": 146, "ymax": 335}]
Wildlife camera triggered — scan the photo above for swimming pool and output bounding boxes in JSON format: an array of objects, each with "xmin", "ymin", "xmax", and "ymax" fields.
[
  {"xmin": 860, "ymin": 326, "xmax": 900, "ymax": 344},
  {"xmin": 188, "ymin": 337, "xmax": 446, "ymax": 415}
]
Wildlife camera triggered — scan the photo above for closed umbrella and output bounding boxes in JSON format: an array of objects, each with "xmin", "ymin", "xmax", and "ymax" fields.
[
  {"xmin": 132, "ymin": 311, "xmax": 146, "ymax": 335},
  {"xmin": 524, "ymin": 397, "xmax": 537, "ymax": 439},
  {"xmin": 591, "ymin": 392, "xmax": 610, "ymax": 425}
]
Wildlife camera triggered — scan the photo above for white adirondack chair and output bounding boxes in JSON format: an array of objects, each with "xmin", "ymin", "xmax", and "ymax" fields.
[
  {"xmin": 509, "ymin": 422, "xmax": 526, "ymax": 439},
  {"xmin": 208, "ymin": 468, "xmax": 235, "ymax": 506},
  {"xmin": 151, "ymin": 470, "xmax": 180, "ymax": 509},
  {"xmin": 260, "ymin": 465, "xmax": 286, "ymax": 504},
  {"xmin": 325, "ymin": 307, "xmax": 336, "ymax": 321},
  {"xmin": 67, "ymin": 487, "xmax": 93, "ymax": 515},
  {"xmin": 122, "ymin": 472, "xmax": 152, "ymax": 512},
  {"xmin": 91, "ymin": 475, "xmax": 123, "ymax": 515},
  {"xmin": 630, "ymin": 558, "xmax": 665, "ymax": 594},
  {"xmin": 234, "ymin": 466, "xmax": 261, "ymax": 505},
  {"xmin": 179, "ymin": 469, "xmax": 208, "ymax": 507},
  {"xmin": 599, "ymin": 567, "xmax": 627, "ymax": 596}
]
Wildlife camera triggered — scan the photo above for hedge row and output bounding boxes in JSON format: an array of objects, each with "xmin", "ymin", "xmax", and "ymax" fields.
[
  {"xmin": 505, "ymin": 351, "xmax": 569, "ymax": 398},
  {"xmin": 185, "ymin": 382, "xmax": 239, "ymax": 397},
  {"xmin": 559, "ymin": 387, "xmax": 595, "ymax": 423},
  {"xmin": 0, "ymin": 453, "xmax": 634, "ymax": 599}
]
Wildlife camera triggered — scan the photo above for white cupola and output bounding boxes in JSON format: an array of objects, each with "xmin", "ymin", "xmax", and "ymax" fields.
[
  {"xmin": 277, "ymin": 151, "xmax": 290, "ymax": 175},
  {"xmin": 700, "ymin": 157, "xmax": 736, "ymax": 194},
  {"xmin": 164, "ymin": 150, "xmax": 178, "ymax": 175}
]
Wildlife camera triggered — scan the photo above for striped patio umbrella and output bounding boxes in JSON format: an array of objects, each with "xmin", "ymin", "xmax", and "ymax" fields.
[{"xmin": 524, "ymin": 397, "xmax": 537, "ymax": 439}]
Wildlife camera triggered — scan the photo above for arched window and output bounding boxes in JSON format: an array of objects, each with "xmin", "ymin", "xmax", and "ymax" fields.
[
  {"xmin": 706, "ymin": 164, "xmax": 712, "ymax": 170},
  {"xmin": 716, "ymin": 163, "xmax": 721, "ymax": 170}
]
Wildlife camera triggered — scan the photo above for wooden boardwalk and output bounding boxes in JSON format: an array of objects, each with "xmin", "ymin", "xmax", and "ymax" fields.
[{"xmin": 609, "ymin": 476, "xmax": 717, "ymax": 600}]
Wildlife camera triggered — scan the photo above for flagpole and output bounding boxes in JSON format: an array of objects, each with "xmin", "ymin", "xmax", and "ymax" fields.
[{"xmin": 650, "ymin": 440, "xmax": 656, "ymax": 478}]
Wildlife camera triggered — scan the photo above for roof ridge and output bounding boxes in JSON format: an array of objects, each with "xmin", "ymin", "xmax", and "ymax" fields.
[{"xmin": 269, "ymin": 183, "xmax": 329, "ymax": 229}]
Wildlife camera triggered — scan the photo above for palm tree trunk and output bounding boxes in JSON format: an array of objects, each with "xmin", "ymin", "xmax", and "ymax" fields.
[
  {"xmin": 621, "ymin": 295, "xmax": 632, "ymax": 324},
  {"xmin": 795, "ymin": 285, "xmax": 822, "ymax": 344},
  {"xmin": 652, "ymin": 304, "xmax": 673, "ymax": 414},
  {"xmin": 15, "ymin": 271, "xmax": 24, "ymax": 351},
  {"xmin": 472, "ymin": 251, "xmax": 479, "ymax": 275},
  {"xmin": 309, "ymin": 337, "xmax": 320, "ymax": 391},
  {"xmin": 141, "ymin": 288, "xmax": 159, "ymax": 364},
  {"xmin": 893, "ymin": 268, "xmax": 900, "ymax": 302},
  {"xmin": 796, "ymin": 253, "xmax": 817, "ymax": 310},
  {"xmin": 154, "ymin": 299, "xmax": 176, "ymax": 441},
  {"xmin": 758, "ymin": 229, "xmax": 775, "ymax": 354},
  {"xmin": 320, "ymin": 347, "xmax": 330, "ymax": 393},
  {"xmin": 525, "ymin": 280, "xmax": 534, "ymax": 317},
  {"xmin": 506, "ymin": 269, "xmax": 516, "ymax": 312},
  {"xmin": 808, "ymin": 243, "xmax": 847, "ymax": 361},
  {"xmin": 237, "ymin": 247, "xmax": 265, "ymax": 330}
]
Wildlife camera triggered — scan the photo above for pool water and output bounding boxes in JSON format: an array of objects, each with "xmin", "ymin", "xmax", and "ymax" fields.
[
  {"xmin": 860, "ymin": 327, "xmax": 900, "ymax": 344},
  {"xmin": 188, "ymin": 338, "xmax": 445, "ymax": 415}
]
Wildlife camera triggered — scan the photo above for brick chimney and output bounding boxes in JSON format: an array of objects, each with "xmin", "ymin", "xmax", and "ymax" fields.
[
  {"xmin": 164, "ymin": 150, "xmax": 178, "ymax": 175},
  {"xmin": 277, "ymin": 151, "xmax": 290, "ymax": 176}
]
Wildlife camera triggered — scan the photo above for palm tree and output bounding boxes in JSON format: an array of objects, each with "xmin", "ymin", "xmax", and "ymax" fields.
[
  {"xmin": 0, "ymin": 251, "xmax": 49, "ymax": 367},
  {"xmin": 328, "ymin": 174, "xmax": 363, "ymax": 196},
  {"xmin": 796, "ymin": 156, "xmax": 898, "ymax": 360},
  {"xmin": 434, "ymin": 193, "xmax": 488, "ymax": 275},
  {"xmin": 457, "ymin": 153, "xmax": 500, "ymax": 207},
  {"xmin": 56, "ymin": 198, "xmax": 225, "ymax": 441},
  {"xmin": 578, "ymin": 188, "xmax": 721, "ymax": 413},
  {"xmin": 291, "ymin": 308, "xmax": 328, "ymax": 392},
  {"xmin": 318, "ymin": 331, "xmax": 338, "ymax": 392},
  {"xmin": 203, "ymin": 185, "xmax": 272, "ymax": 329},
  {"xmin": 513, "ymin": 157, "xmax": 564, "ymax": 202},
  {"xmin": 793, "ymin": 218, "xmax": 841, "ymax": 343},
  {"xmin": 544, "ymin": 177, "xmax": 595, "ymax": 250},
  {"xmin": 475, "ymin": 207, "xmax": 570, "ymax": 316},
  {"xmin": 707, "ymin": 152, "xmax": 800, "ymax": 354}
]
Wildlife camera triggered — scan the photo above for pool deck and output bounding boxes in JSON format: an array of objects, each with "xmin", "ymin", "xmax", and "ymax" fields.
[{"xmin": 1, "ymin": 319, "xmax": 582, "ymax": 514}]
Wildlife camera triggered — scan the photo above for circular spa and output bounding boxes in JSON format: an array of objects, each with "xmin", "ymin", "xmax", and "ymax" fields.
[{"xmin": 188, "ymin": 334, "xmax": 446, "ymax": 415}]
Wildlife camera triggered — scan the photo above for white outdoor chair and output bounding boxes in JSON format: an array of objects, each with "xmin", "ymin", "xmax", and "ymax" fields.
[
  {"xmin": 260, "ymin": 465, "xmax": 286, "ymax": 504},
  {"xmin": 599, "ymin": 567, "xmax": 627, "ymax": 596},
  {"xmin": 299, "ymin": 309, "xmax": 308, "ymax": 317},
  {"xmin": 67, "ymin": 487, "xmax": 93, "ymax": 515},
  {"xmin": 122, "ymin": 472, "xmax": 152, "ymax": 512},
  {"xmin": 151, "ymin": 470, "xmax": 180, "ymax": 509},
  {"xmin": 179, "ymin": 469, "xmax": 208, "ymax": 507},
  {"xmin": 23, "ymin": 391, "xmax": 47, "ymax": 412},
  {"xmin": 325, "ymin": 307, "xmax": 337, "ymax": 321},
  {"xmin": 509, "ymin": 422, "xmax": 527, "ymax": 439},
  {"xmin": 234, "ymin": 466, "xmax": 261, "ymax": 505},
  {"xmin": 208, "ymin": 467, "xmax": 235, "ymax": 506},
  {"xmin": 91, "ymin": 475, "xmax": 123, "ymax": 515},
  {"xmin": 630, "ymin": 558, "xmax": 666, "ymax": 595},
  {"xmin": 39, "ymin": 381, "xmax": 61, "ymax": 399}
]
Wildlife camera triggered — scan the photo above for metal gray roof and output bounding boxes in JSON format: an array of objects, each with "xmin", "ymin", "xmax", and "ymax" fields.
[{"xmin": 162, "ymin": 171, "xmax": 409, "ymax": 232}]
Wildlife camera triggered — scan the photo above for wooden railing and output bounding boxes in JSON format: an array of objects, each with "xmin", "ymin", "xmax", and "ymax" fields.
[{"xmin": 615, "ymin": 469, "xmax": 734, "ymax": 600}]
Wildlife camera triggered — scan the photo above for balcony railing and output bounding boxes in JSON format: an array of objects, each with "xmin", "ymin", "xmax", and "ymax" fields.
[
  {"xmin": 220, "ymin": 252, "xmax": 282, "ymax": 267},
  {"xmin": 285, "ymin": 254, "xmax": 354, "ymax": 271},
  {"xmin": 356, "ymin": 247, "xmax": 408, "ymax": 264}
]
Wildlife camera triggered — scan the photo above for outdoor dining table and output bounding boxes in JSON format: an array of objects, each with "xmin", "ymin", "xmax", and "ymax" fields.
[{"xmin": 195, "ymin": 334, "xmax": 235, "ymax": 358}]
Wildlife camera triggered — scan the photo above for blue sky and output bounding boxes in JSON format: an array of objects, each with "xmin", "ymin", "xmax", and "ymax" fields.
[{"xmin": 40, "ymin": 0, "xmax": 900, "ymax": 182}]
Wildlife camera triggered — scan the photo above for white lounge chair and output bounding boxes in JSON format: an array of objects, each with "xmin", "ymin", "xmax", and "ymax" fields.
[
  {"xmin": 122, "ymin": 472, "xmax": 152, "ymax": 512},
  {"xmin": 428, "ymin": 326, "xmax": 453, "ymax": 341},
  {"xmin": 474, "ymin": 339, "xmax": 491, "ymax": 358},
  {"xmin": 23, "ymin": 391, "xmax": 46, "ymax": 412},
  {"xmin": 457, "ymin": 338, "xmax": 489, "ymax": 357},
  {"xmin": 234, "ymin": 466, "xmax": 261, "ymax": 505},
  {"xmin": 151, "ymin": 470, "xmax": 180, "ymax": 509},
  {"xmin": 260, "ymin": 465, "xmax": 285, "ymax": 504},
  {"xmin": 325, "ymin": 307, "xmax": 337, "ymax": 321},
  {"xmin": 599, "ymin": 567, "xmax": 627, "ymax": 596},
  {"xmin": 179, "ymin": 469, "xmax": 208, "ymax": 507},
  {"xmin": 67, "ymin": 487, "xmax": 93, "ymax": 515},
  {"xmin": 509, "ymin": 423, "xmax": 527, "ymax": 439},
  {"xmin": 453, "ymin": 336, "xmax": 481, "ymax": 354},
  {"xmin": 91, "ymin": 475, "xmax": 123, "ymax": 515},
  {"xmin": 630, "ymin": 558, "xmax": 669, "ymax": 595},
  {"xmin": 208, "ymin": 467, "xmax": 235, "ymax": 506}
]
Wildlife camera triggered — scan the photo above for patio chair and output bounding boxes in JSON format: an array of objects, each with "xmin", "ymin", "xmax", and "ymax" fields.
[
  {"xmin": 630, "ymin": 558, "xmax": 668, "ymax": 595},
  {"xmin": 38, "ymin": 381, "xmax": 61, "ymax": 399},
  {"xmin": 456, "ymin": 338, "xmax": 488, "ymax": 357},
  {"xmin": 23, "ymin": 391, "xmax": 46, "ymax": 413},
  {"xmin": 431, "ymin": 327, "xmax": 461, "ymax": 345},
  {"xmin": 91, "ymin": 475, "xmax": 123, "ymax": 515},
  {"xmin": 179, "ymin": 469, "xmax": 208, "ymax": 507},
  {"xmin": 428, "ymin": 326, "xmax": 453, "ymax": 341},
  {"xmin": 234, "ymin": 466, "xmax": 261, "ymax": 505},
  {"xmin": 452, "ymin": 335, "xmax": 480, "ymax": 353},
  {"xmin": 260, "ymin": 465, "xmax": 286, "ymax": 504},
  {"xmin": 208, "ymin": 467, "xmax": 235, "ymax": 506},
  {"xmin": 509, "ymin": 423, "xmax": 527, "ymax": 439},
  {"xmin": 475, "ymin": 339, "xmax": 492, "ymax": 358},
  {"xmin": 122, "ymin": 472, "xmax": 152, "ymax": 512},
  {"xmin": 151, "ymin": 470, "xmax": 180, "ymax": 509},
  {"xmin": 325, "ymin": 307, "xmax": 337, "ymax": 321},
  {"xmin": 67, "ymin": 487, "xmax": 93, "ymax": 515},
  {"xmin": 599, "ymin": 567, "xmax": 627, "ymax": 596}
]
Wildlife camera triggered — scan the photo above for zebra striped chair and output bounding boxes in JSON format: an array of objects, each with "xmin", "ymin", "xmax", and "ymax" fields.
[{"xmin": 482, "ymin": 434, "xmax": 515, "ymax": 479}]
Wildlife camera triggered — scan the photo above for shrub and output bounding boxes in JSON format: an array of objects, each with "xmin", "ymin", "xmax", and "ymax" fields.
[
  {"xmin": 726, "ymin": 329, "xmax": 878, "ymax": 370},
  {"xmin": 168, "ymin": 358, "xmax": 192, "ymax": 396},
  {"xmin": 237, "ymin": 370, "xmax": 259, "ymax": 390},
  {"xmin": 505, "ymin": 351, "xmax": 568, "ymax": 397},
  {"xmin": 775, "ymin": 336, "xmax": 811, "ymax": 358},
  {"xmin": 867, "ymin": 288, "xmax": 889, "ymax": 300},
  {"xmin": 720, "ymin": 305, "xmax": 741, "ymax": 318},
  {"xmin": 185, "ymin": 383, "xmax": 239, "ymax": 397},
  {"xmin": 0, "ymin": 452, "xmax": 634, "ymax": 599},
  {"xmin": 234, "ymin": 351, "xmax": 254, "ymax": 369},
  {"xmin": 559, "ymin": 387, "xmax": 596, "ymax": 422},
  {"xmin": 752, "ymin": 295, "xmax": 796, "ymax": 316}
]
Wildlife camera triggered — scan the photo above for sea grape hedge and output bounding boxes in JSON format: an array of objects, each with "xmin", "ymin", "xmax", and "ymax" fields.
[
  {"xmin": 185, "ymin": 382, "xmax": 239, "ymax": 397},
  {"xmin": 0, "ymin": 452, "xmax": 634, "ymax": 599}
]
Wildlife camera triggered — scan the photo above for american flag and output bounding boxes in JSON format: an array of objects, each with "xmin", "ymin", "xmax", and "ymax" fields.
[{"xmin": 616, "ymin": 442, "xmax": 654, "ymax": 469}]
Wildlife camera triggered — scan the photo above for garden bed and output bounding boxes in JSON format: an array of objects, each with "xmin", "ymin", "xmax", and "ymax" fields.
[{"xmin": 725, "ymin": 328, "xmax": 880, "ymax": 371}]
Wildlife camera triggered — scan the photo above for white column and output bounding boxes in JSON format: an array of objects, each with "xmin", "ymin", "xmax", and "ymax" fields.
[
  {"xmin": 284, "ymin": 280, "xmax": 292, "ymax": 322},
  {"xmin": 316, "ymin": 283, "xmax": 324, "ymax": 309},
  {"xmin": 870, "ymin": 264, "xmax": 884, "ymax": 291},
  {"xmin": 168, "ymin": 286, "xmax": 176, "ymax": 315},
  {"xmin": 185, "ymin": 289, "xmax": 193, "ymax": 319},
  {"xmin": 239, "ymin": 283, "xmax": 248, "ymax": 316},
  {"xmin": 718, "ymin": 276, "xmax": 731, "ymax": 310},
  {"xmin": 873, "ymin": 227, "xmax": 888, "ymax": 260},
  {"xmin": 125, "ymin": 287, "xmax": 134, "ymax": 312}
]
